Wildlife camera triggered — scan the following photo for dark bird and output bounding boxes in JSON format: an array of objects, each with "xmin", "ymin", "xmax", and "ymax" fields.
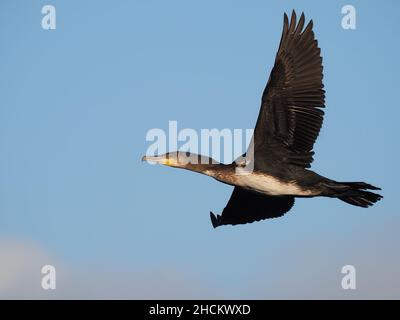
[{"xmin": 142, "ymin": 11, "xmax": 382, "ymax": 228}]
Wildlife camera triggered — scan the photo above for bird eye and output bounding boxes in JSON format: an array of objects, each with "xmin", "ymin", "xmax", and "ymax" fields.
[{"xmin": 185, "ymin": 151, "xmax": 190, "ymax": 157}]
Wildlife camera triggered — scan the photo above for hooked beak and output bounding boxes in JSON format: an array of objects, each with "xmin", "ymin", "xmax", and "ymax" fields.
[{"xmin": 142, "ymin": 155, "xmax": 171, "ymax": 166}]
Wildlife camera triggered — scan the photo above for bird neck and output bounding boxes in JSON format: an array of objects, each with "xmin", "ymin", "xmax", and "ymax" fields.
[
  {"xmin": 183, "ymin": 162, "xmax": 223, "ymax": 175},
  {"xmin": 186, "ymin": 162, "xmax": 237, "ymax": 181}
]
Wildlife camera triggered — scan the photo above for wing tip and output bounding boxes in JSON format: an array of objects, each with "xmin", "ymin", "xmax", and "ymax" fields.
[
  {"xmin": 289, "ymin": 10, "xmax": 297, "ymax": 30},
  {"xmin": 210, "ymin": 211, "xmax": 221, "ymax": 228},
  {"xmin": 283, "ymin": 12, "xmax": 289, "ymax": 26}
]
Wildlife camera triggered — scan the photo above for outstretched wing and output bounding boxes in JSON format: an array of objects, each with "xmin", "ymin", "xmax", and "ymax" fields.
[
  {"xmin": 252, "ymin": 11, "xmax": 325, "ymax": 170},
  {"xmin": 210, "ymin": 187, "xmax": 295, "ymax": 228}
]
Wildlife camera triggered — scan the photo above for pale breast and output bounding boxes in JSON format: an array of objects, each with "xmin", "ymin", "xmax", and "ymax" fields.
[{"xmin": 228, "ymin": 168, "xmax": 315, "ymax": 196}]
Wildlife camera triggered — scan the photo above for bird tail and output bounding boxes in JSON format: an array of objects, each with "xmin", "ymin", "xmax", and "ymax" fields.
[{"xmin": 325, "ymin": 181, "xmax": 383, "ymax": 208}]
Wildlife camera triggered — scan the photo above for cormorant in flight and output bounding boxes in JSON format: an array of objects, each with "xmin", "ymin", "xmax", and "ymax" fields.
[{"xmin": 143, "ymin": 11, "xmax": 382, "ymax": 228}]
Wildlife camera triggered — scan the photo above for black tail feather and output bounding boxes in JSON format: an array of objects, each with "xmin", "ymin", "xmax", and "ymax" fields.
[
  {"xmin": 338, "ymin": 181, "xmax": 381, "ymax": 191},
  {"xmin": 338, "ymin": 190, "xmax": 382, "ymax": 208},
  {"xmin": 334, "ymin": 181, "xmax": 383, "ymax": 208}
]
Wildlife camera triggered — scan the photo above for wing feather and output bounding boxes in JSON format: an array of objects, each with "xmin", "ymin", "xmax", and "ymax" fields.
[
  {"xmin": 210, "ymin": 187, "xmax": 295, "ymax": 227},
  {"xmin": 252, "ymin": 11, "xmax": 325, "ymax": 170}
]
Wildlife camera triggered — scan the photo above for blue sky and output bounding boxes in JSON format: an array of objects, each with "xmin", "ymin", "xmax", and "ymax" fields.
[{"xmin": 0, "ymin": 0, "xmax": 399, "ymax": 298}]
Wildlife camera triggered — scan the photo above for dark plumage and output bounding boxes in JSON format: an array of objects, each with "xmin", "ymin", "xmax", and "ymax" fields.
[
  {"xmin": 254, "ymin": 11, "xmax": 325, "ymax": 171},
  {"xmin": 143, "ymin": 11, "xmax": 382, "ymax": 228}
]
